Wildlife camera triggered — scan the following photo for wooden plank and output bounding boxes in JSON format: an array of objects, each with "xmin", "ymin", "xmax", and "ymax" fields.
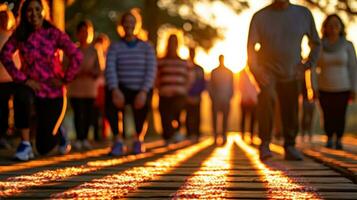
[{"xmin": 126, "ymin": 190, "xmax": 357, "ymax": 199}]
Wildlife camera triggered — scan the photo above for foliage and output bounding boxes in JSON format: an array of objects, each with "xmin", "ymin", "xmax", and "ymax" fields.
[{"xmin": 65, "ymin": 0, "xmax": 249, "ymax": 50}]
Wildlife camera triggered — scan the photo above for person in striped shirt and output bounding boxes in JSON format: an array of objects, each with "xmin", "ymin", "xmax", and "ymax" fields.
[
  {"xmin": 157, "ymin": 34, "xmax": 191, "ymax": 144},
  {"xmin": 105, "ymin": 12, "xmax": 156, "ymax": 155}
]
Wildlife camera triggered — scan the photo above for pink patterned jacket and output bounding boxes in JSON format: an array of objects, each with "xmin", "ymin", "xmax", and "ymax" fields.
[{"xmin": 0, "ymin": 26, "xmax": 82, "ymax": 98}]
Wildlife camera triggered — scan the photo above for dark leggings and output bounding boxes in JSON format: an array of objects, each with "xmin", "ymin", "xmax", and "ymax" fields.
[
  {"xmin": 319, "ymin": 90, "xmax": 350, "ymax": 139},
  {"xmin": 159, "ymin": 95, "xmax": 187, "ymax": 140},
  {"xmin": 71, "ymin": 98, "xmax": 95, "ymax": 141},
  {"xmin": 240, "ymin": 103, "xmax": 256, "ymax": 136},
  {"xmin": 186, "ymin": 102, "xmax": 201, "ymax": 138},
  {"xmin": 105, "ymin": 86, "xmax": 152, "ymax": 138},
  {"xmin": 0, "ymin": 82, "xmax": 14, "ymax": 136},
  {"xmin": 15, "ymin": 85, "xmax": 64, "ymax": 155}
]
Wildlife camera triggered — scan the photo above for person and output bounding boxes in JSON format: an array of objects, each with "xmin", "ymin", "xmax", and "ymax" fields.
[
  {"xmin": 209, "ymin": 55, "xmax": 233, "ymax": 145},
  {"xmin": 157, "ymin": 34, "xmax": 190, "ymax": 144},
  {"xmin": 68, "ymin": 20, "xmax": 100, "ymax": 150},
  {"xmin": 238, "ymin": 67, "xmax": 258, "ymax": 143},
  {"xmin": 186, "ymin": 47, "xmax": 206, "ymax": 141},
  {"xmin": 300, "ymin": 69, "xmax": 317, "ymax": 143},
  {"xmin": 247, "ymin": 0, "xmax": 321, "ymax": 160},
  {"xmin": 0, "ymin": 8, "xmax": 16, "ymax": 149},
  {"xmin": 317, "ymin": 14, "xmax": 357, "ymax": 150},
  {"xmin": 92, "ymin": 33, "xmax": 110, "ymax": 141},
  {"xmin": 105, "ymin": 11, "xmax": 156, "ymax": 155},
  {"xmin": 0, "ymin": 0, "xmax": 82, "ymax": 161}
]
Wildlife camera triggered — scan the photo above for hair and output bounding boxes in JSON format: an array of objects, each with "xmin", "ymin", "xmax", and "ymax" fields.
[
  {"xmin": 120, "ymin": 11, "xmax": 136, "ymax": 25},
  {"xmin": 14, "ymin": 0, "xmax": 54, "ymax": 42},
  {"xmin": 165, "ymin": 34, "xmax": 178, "ymax": 58},
  {"xmin": 0, "ymin": 10, "xmax": 9, "ymax": 31},
  {"xmin": 76, "ymin": 19, "xmax": 93, "ymax": 33},
  {"xmin": 321, "ymin": 14, "xmax": 346, "ymax": 38}
]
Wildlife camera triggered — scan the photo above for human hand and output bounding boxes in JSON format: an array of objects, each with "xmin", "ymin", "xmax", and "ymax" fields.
[
  {"xmin": 112, "ymin": 88, "xmax": 125, "ymax": 108},
  {"xmin": 25, "ymin": 79, "xmax": 41, "ymax": 92},
  {"xmin": 134, "ymin": 90, "xmax": 147, "ymax": 109},
  {"xmin": 50, "ymin": 78, "xmax": 64, "ymax": 88},
  {"xmin": 296, "ymin": 63, "xmax": 307, "ymax": 80},
  {"xmin": 252, "ymin": 68, "xmax": 270, "ymax": 88}
]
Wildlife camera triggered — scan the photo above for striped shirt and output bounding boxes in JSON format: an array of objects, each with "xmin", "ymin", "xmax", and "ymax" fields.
[
  {"xmin": 157, "ymin": 57, "xmax": 190, "ymax": 97},
  {"xmin": 105, "ymin": 39, "xmax": 156, "ymax": 92}
]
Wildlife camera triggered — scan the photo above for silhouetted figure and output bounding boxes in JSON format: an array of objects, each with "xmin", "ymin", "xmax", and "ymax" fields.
[
  {"xmin": 68, "ymin": 20, "xmax": 100, "ymax": 150},
  {"xmin": 105, "ymin": 12, "xmax": 156, "ymax": 155},
  {"xmin": 157, "ymin": 34, "xmax": 190, "ymax": 144},
  {"xmin": 0, "ymin": 0, "xmax": 82, "ymax": 161},
  {"xmin": 247, "ymin": 0, "xmax": 321, "ymax": 160},
  {"xmin": 186, "ymin": 47, "xmax": 206, "ymax": 141},
  {"xmin": 209, "ymin": 55, "xmax": 233, "ymax": 145},
  {"xmin": 317, "ymin": 14, "xmax": 357, "ymax": 150},
  {"xmin": 238, "ymin": 68, "xmax": 258, "ymax": 143},
  {"xmin": 92, "ymin": 33, "xmax": 111, "ymax": 141}
]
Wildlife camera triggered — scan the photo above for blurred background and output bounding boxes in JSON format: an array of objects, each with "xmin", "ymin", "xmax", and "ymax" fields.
[{"xmin": 1, "ymin": 0, "xmax": 357, "ymax": 139}]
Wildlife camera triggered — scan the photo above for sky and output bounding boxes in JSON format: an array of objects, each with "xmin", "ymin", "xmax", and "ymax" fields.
[{"xmin": 181, "ymin": 0, "xmax": 357, "ymax": 73}]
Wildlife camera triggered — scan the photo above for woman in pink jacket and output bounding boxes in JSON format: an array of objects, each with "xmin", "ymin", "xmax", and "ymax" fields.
[{"xmin": 0, "ymin": 0, "xmax": 82, "ymax": 161}]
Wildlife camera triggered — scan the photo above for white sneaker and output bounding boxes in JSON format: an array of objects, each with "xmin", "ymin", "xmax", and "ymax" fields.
[
  {"xmin": 173, "ymin": 131, "xmax": 185, "ymax": 143},
  {"xmin": 15, "ymin": 142, "xmax": 34, "ymax": 161},
  {"xmin": 73, "ymin": 140, "xmax": 82, "ymax": 150},
  {"xmin": 82, "ymin": 140, "xmax": 92, "ymax": 150}
]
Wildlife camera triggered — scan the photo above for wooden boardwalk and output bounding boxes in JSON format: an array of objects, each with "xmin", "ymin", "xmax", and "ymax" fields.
[{"xmin": 1, "ymin": 133, "xmax": 357, "ymax": 199}]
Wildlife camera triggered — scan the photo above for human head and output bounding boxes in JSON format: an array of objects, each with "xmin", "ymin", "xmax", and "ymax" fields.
[
  {"xmin": 76, "ymin": 20, "xmax": 94, "ymax": 45},
  {"xmin": 20, "ymin": 0, "xmax": 45, "ymax": 30},
  {"xmin": 94, "ymin": 33, "xmax": 111, "ymax": 53},
  {"xmin": 189, "ymin": 47, "xmax": 196, "ymax": 61},
  {"xmin": 219, "ymin": 54, "xmax": 224, "ymax": 66},
  {"xmin": 165, "ymin": 34, "xmax": 179, "ymax": 58},
  {"xmin": 322, "ymin": 14, "xmax": 345, "ymax": 38},
  {"xmin": 272, "ymin": 0, "xmax": 289, "ymax": 9},
  {"xmin": 120, "ymin": 11, "xmax": 136, "ymax": 38}
]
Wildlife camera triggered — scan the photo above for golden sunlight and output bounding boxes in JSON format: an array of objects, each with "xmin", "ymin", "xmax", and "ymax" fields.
[
  {"xmin": 162, "ymin": 0, "xmax": 357, "ymax": 73},
  {"xmin": 234, "ymin": 135, "xmax": 321, "ymax": 200}
]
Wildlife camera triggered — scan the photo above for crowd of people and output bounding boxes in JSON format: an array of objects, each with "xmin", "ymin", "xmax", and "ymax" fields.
[{"xmin": 0, "ymin": 0, "xmax": 356, "ymax": 162}]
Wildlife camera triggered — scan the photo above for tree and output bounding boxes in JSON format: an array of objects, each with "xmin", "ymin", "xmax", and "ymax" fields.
[
  {"xmin": 65, "ymin": 0, "xmax": 249, "ymax": 50},
  {"xmin": 302, "ymin": 0, "xmax": 357, "ymax": 16}
]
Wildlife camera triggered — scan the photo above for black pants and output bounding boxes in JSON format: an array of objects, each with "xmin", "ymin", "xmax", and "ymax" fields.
[
  {"xmin": 186, "ymin": 101, "xmax": 201, "ymax": 138},
  {"xmin": 0, "ymin": 82, "xmax": 14, "ymax": 136},
  {"xmin": 71, "ymin": 98, "xmax": 95, "ymax": 141},
  {"xmin": 319, "ymin": 91, "xmax": 350, "ymax": 139},
  {"xmin": 240, "ymin": 103, "xmax": 256, "ymax": 135},
  {"xmin": 211, "ymin": 100, "xmax": 230, "ymax": 137},
  {"xmin": 258, "ymin": 80, "xmax": 300, "ymax": 147},
  {"xmin": 15, "ymin": 85, "xmax": 65, "ymax": 155},
  {"xmin": 159, "ymin": 95, "xmax": 187, "ymax": 140},
  {"xmin": 105, "ymin": 86, "xmax": 152, "ymax": 138}
]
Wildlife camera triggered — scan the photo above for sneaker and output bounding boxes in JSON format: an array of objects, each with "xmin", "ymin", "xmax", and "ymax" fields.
[
  {"xmin": 73, "ymin": 140, "xmax": 83, "ymax": 151},
  {"xmin": 222, "ymin": 135, "xmax": 227, "ymax": 145},
  {"xmin": 335, "ymin": 139, "xmax": 343, "ymax": 150},
  {"xmin": 326, "ymin": 138, "xmax": 333, "ymax": 148},
  {"xmin": 259, "ymin": 143, "xmax": 273, "ymax": 160},
  {"xmin": 110, "ymin": 141, "xmax": 124, "ymax": 156},
  {"xmin": 59, "ymin": 131, "xmax": 71, "ymax": 155},
  {"xmin": 82, "ymin": 140, "xmax": 93, "ymax": 150},
  {"xmin": 133, "ymin": 141, "xmax": 145, "ymax": 154},
  {"xmin": 14, "ymin": 141, "xmax": 34, "ymax": 161},
  {"xmin": 173, "ymin": 131, "xmax": 185, "ymax": 143},
  {"xmin": 284, "ymin": 146, "xmax": 303, "ymax": 161}
]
